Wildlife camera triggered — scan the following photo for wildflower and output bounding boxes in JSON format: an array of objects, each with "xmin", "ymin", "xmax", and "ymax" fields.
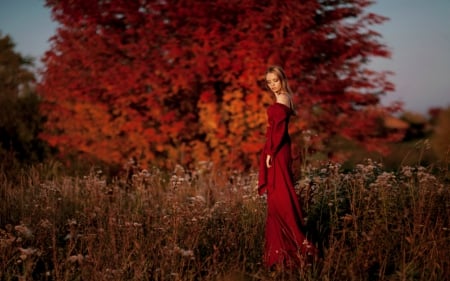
[
  {"xmin": 0, "ymin": 231, "xmax": 15, "ymax": 247},
  {"xmin": 303, "ymin": 134, "xmax": 311, "ymax": 143},
  {"xmin": 313, "ymin": 176, "xmax": 322, "ymax": 184},
  {"xmin": 180, "ymin": 249, "xmax": 194, "ymax": 258},
  {"xmin": 140, "ymin": 169, "xmax": 150, "ymax": 177},
  {"xmin": 38, "ymin": 219, "xmax": 53, "ymax": 229},
  {"xmin": 18, "ymin": 247, "xmax": 37, "ymax": 260},
  {"xmin": 67, "ymin": 254, "xmax": 84, "ymax": 264},
  {"xmin": 416, "ymin": 168, "xmax": 437, "ymax": 185},
  {"xmin": 174, "ymin": 246, "xmax": 195, "ymax": 259},
  {"xmin": 170, "ymin": 175, "xmax": 188, "ymax": 189},
  {"xmin": 64, "ymin": 234, "xmax": 73, "ymax": 240},
  {"xmin": 14, "ymin": 224, "xmax": 33, "ymax": 240},
  {"xmin": 373, "ymin": 171, "xmax": 396, "ymax": 188},
  {"xmin": 302, "ymin": 239, "xmax": 312, "ymax": 249},
  {"xmin": 124, "ymin": 221, "xmax": 143, "ymax": 227},
  {"xmin": 341, "ymin": 214, "xmax": 355, "ymax": 222},
  {"xmin": 189, "ymin": 195, "xmax": 206, "ymax": 204},
  {"xmin": 401, "ymin": 166, "xmax": 413, "ymax": 177},
  {"xmin": 195, "ymin": 160, "xmax": 213, "ymax": 175},
  {"xmin": 296, "ymin": 177, "xmax": 311, "ymax": 188}
]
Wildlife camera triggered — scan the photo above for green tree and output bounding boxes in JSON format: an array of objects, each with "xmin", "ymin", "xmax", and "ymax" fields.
[{"xmin": 0, "ymin": 33, "xmax": 50, "ymax": 168}]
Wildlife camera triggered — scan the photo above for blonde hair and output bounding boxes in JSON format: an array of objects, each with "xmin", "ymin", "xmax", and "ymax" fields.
[{"xmin": 266, "ymin": 65, "xmax": 295, "ymax": 113}]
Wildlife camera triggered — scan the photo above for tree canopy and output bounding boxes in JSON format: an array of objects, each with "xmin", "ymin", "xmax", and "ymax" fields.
[{"xmin": 39, "ymin": 0, "xmax": 400, "ymax": 170}]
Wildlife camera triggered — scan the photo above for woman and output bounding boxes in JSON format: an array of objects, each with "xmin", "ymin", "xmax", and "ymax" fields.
[{"xmin": 258, "ymin": 65, "xmax": 316, "ymax": 268}]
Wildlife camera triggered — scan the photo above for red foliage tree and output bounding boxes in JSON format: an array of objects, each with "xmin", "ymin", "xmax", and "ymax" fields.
[{"xmin": 39, "ymin": 0, "xmax": 400, "ymax": 170}]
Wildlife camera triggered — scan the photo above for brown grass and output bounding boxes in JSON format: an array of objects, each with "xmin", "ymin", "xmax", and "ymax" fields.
[{"xmin": 1, "ymin": 160, "xmax": 449, "ymax": 281}]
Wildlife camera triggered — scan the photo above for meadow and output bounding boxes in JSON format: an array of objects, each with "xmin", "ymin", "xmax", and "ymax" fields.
[{"xmin": 1, "ymin": 157, "xmax": 449, "ymax": 281}]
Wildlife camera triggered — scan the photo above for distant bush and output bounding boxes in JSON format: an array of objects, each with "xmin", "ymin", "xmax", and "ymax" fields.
[
  {"xmin": 0, "ymin": 92, "xmax": 51, "ymax": 168},
  {"xmin": 400, "ymin": 111, "xmax": 433, "ymax": 140},
  {"xmin": 431, "ymin": 106, "xmax": 450, "ymax": 164}
]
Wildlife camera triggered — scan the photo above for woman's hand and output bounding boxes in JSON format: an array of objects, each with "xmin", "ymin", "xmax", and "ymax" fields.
[{"xmin": 266, "ymin": 155, "xmax": 272, "ymax": 168}]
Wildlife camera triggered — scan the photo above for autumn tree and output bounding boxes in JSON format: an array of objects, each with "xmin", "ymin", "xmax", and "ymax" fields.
[
  {"xmin": 40, "ymin": 0, "xmax": 400, "ymax": 170},
  {"xmin": 0, "ymin": 33, "xmax": 49, "ymax": 168}
]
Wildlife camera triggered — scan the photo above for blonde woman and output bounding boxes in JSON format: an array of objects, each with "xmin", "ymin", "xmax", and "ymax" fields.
[{"xmin": 258, "ymin": 65, "xmax": 317, "ymax": 268}]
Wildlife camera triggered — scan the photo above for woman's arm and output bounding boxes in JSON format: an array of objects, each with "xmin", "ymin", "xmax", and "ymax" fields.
[{"xmin": 266, "ymin": 106, "xmax": 287, "ymax": 164}]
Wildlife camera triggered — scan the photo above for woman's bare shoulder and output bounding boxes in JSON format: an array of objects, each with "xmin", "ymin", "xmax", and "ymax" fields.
[{"xmin": 277, "ymin": 95, "xmax": 290, "ymax": 106}]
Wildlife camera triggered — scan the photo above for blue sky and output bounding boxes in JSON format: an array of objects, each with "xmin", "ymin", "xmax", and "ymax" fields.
[
  {"xmin": 369, "ymin": 0, "xmax": 450, "ymax": 114},
  {"xmin": 1, "ymin": 0, "xmax": 449, "ymax": 115}
]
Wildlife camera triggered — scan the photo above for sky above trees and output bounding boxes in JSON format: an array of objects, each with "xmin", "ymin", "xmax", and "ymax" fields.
[{"xmin": 0, "ymin": 0, "xmax": 449, "ymax": 115}]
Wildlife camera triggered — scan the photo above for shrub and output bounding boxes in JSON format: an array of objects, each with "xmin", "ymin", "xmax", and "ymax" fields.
[{"xmin": 431, "ymin": 106, "xmax": 450, "ymax": 165}]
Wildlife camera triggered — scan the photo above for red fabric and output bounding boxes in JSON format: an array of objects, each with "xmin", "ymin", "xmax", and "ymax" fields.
[{"xmin": 258, "ymin": 103, "xmax": 317, "ymax": 268}]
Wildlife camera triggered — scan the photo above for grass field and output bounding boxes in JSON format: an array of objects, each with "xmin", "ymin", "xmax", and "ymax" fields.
[{"xmin": 1, "ymin": 159, "xmax": 449, "ymax": 280}]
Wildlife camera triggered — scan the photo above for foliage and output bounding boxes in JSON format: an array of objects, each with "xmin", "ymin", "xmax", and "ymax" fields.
[
  {"xmin": 0, "ymin": 33, "xmax": 50, "ymax": 171},
  {"xmin": 39, "ymin": 0, "xmax": 400, "ymax": 170},
  {"xmin": 1, "ymin": 160, "xmax": 449, "ymax": 280}
]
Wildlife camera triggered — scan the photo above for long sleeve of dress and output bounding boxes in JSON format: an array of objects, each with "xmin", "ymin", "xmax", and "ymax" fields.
[
  {"xmin": 258, "ymin": 104, "xmax": 290, "ymax": 195},
  {"xmin": 266, "ymin": 105, "xmax": 288, "ymax": 157}
]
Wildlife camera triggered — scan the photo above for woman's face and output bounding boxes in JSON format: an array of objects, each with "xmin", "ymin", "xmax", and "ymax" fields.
[{"xmin": 266, "ymin": 72, "xmax": 282, "ymax": 94}]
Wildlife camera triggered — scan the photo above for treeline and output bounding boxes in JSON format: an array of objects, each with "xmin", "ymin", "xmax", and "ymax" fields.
[
  {"xmin": 1, "ymin": 28, "xmax": 448, "ymax": 175},
  {"xmin": 0, "ymin": 34, "xmax": 52, "ymax": 172}
]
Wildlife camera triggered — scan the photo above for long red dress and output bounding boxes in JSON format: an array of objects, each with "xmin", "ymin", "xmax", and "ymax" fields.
[{"xmin": 258, "ymin": 103, "xmax": 316, "ymax": 268}]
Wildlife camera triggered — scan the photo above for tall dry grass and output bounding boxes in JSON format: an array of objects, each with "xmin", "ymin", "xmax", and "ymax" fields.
[{"xmin": 1, "ymin": 159, "xmax": 449, "ymax": 281}]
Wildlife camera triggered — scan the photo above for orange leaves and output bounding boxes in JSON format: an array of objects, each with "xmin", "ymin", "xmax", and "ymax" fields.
[
  {"xmin": 199, "ymin": 108, "xmax": 219, "ymax": 133},
  {"xmin": 197, "ymin": 90, "xmax": 220, "ymax": 151},
  {"xmin": 222, "ymin": 89, "xmax": 245, "ymax": 135},
  {"xmin": 194, "ymin": 87, "xmax": 267, "ymax": 168},
  {"xmin": 40, "ymin": 0, "xmax": 398, "ymax": 170}
]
